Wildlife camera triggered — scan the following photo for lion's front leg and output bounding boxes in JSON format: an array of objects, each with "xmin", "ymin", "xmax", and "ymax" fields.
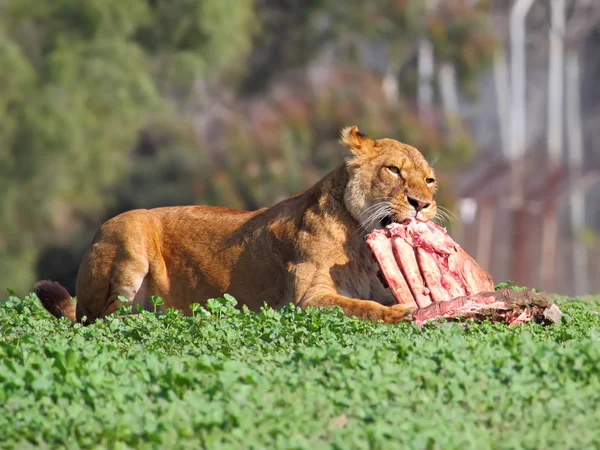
[{"xmin": 298, "ymin": 287, "xmax": 415, "ymax": 324}]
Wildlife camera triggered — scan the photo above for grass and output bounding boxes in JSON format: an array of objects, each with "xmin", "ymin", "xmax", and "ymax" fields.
[{"xmin": 1, "ymin": 290, "xmax": 600, "ymax": 449}]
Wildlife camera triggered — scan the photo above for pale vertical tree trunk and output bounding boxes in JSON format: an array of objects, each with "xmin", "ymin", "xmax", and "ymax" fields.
[
  {"xmin": 546, "ymin": 0, "xmax": 565, "ymax": 168},
  {"xmin": 508, "ymin": 0, "xmax": 535, "ymax": 285},
  {"xmin": 417, "ymin": 0, "xmax": 438, "ymax": 122},
  {"xmin": 438, "ymin": 62, "xmax": 459, "ymax": 120},
  {"xmin": 476, "ymin": 203, "xmax": 494, "ymax": 273},
  {"xmin": 382, "ymin": 63, "xmax": 400, "ymax": 105},
  {"xmin": 509, "ymin": 0, "xmax": 535, "ymax": 160},
  {"xmin": 493, "ymin": 48, "xmax": 510, "ymax": 157},
  {"xmin": 540, "ymin": 0, "xmax": 565, "ymax": 292},
  {"xmin": 488, "ymin": 32, "xmax": 511, "ymax": 281},
  {"xmin": 565, "ymin": 49, "xmax": 588, "ymax": 295},
  {"xmin": 417, "ymin": 39, "xmax": 434, "ymax": 121}
]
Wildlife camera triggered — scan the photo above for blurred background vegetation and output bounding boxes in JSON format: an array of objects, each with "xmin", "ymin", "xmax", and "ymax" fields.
[{"xmin": 0, "ymin": 0, "xmax": 598, "ymax": 296}]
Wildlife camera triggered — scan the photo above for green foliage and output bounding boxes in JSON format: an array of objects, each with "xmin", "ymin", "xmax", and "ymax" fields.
[
  {"xmin": 137, "ymin": 0, "xmax": 257, "ymax": 93},
  {"xmin": 426, "ymin": 0, "xmax": 496, "ymax": 96},
  {"xmin": 0, "ymin": 0, "xmax": 258, "ymax": 293},
  {"xmin": 1, "ymin": 293, "xmax": 600, "ymax": 448},
  {"xmin": 309, "ymin": 0, "xmax": 496, "ymax": 94},
  {"xmin": 0, "ymin": 0, "xmax": 495, "ymax": 295},
  {"xmin": 494, "ymin": 281, "xmax": 541, "ymax": 294}
]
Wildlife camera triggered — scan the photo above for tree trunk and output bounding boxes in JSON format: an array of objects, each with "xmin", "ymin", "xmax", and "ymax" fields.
[
  {"xmin": 438, "ymin": 62, "xmax": 459, "ymax": 122},
  {"xmin": 509, "ymin": 0, "xmax": 535, "ymax": 160},
  {"xmin": 493, "ymin": 48, "xmax": 510, "ymax": 157},
  {"xmin": 565, "ymin": 49, "xmax": 588, "ymax": 295},
  {"xmin": 540, "ymin": 0, "xmax": 565, "ymax": 292},
  {"xmin": 382, "ymin": 63, "xmax": 400, "ymax": 104},
  {"xmin": 476, "ymin": 202, "xmax": 494, "ymax": 273},
  {"xmin": 417, "ymin": 0, "xmax": 439, "ymax": 122},
  {"xmin": 417, "ymin": 38, "xmax": 434, "ymax": 122},
  {"xmin": 508, "ymin": 0, "xmax": 535, "ymax": 285},
  {"xmin": 546, "ymin": 0, "xmax": 565, "ymax": 167}
]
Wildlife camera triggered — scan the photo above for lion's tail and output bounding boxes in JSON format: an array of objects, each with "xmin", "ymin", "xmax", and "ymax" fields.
[{"xmin": 34, "ymin": 280, "xmax": 76, "ymax": 323}]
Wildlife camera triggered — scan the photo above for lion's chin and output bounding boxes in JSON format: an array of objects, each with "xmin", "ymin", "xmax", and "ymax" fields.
[{"xmin": 416, "ymin": 211, "xmax": 434, "ymax": 222}]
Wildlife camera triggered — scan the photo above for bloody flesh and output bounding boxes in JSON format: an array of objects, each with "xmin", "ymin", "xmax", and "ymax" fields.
[
  {"xmin": 366, "ymin": 230, "xmax": 417, "ymax": 308},
  {"xmin": 366, "ymin": 219, "xmax": 561, "ymax": 326},
  {"xmin": 391, "ymin": 236, "xmax": 432, "ymax": 307},
  {"xmin": 412, "ymin": 289, "xmax": 562, "ymax": 327},
  {"xmin": 368, "ymin": 219, "xmax": 494, "ymax": 306}
]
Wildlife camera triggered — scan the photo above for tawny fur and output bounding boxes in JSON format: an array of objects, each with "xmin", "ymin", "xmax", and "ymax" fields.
[{"xmin": 35, "ymin": 126, "xmax": 438, "ymax": 325}]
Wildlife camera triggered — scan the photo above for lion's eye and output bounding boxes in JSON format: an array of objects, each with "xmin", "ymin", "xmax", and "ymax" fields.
[
  {"xmin": 426, "ymin": 177, "xmax": 436, "ymax": 184},
  {"xmin": 387, "ymin": 166, "xmax": 401, "ymax": 175}
]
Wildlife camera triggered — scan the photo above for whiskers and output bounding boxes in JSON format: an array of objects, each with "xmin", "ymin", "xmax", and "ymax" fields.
[
  {"xmin": 428, "ymin": 156, "xmax": 440, "ymax": 167},
  {"xmin": 431, "ymin": 205, "xmax": 459, "ymax": 226},
  {"xmin": 356, "ymin": 198, "xmax": 459, "ymax": 234},
  {"xmin": 356, "ymin": 200, "xmax": 392, "ymax": 235}
]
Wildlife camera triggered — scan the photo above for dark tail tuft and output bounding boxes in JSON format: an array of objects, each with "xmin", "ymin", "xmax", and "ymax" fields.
[{"xmin": 35, "ymin": 280, "xmax": 76, "ymax": 323}]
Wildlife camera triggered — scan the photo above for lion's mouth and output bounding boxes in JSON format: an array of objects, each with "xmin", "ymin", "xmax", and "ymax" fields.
[
  {"xmin": 381, "ymin": 213, "xmax": 431, "ymax": 228},
  {"xmin": 380, "ymin": 215, "xmax": 396, "ymax": 228}
]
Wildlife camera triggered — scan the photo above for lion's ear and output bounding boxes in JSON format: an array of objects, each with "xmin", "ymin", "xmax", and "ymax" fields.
[{"xmin": 339, "ymin": 126, "xmax": 376, "ymax": 157}]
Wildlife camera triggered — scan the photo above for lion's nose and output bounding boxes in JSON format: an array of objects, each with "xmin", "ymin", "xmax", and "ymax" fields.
[{"xmin": 407, "ymin": 196, "xmax": 430, "ymax": 212}]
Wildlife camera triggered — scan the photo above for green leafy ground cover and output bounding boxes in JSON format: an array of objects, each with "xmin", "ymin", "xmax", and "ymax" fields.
[{"xmin": 2, "ymin": 291, "xmax": 600, "ymax": 449}]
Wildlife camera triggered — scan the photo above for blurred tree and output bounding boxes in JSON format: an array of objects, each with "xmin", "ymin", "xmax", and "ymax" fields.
[
  {"xmin": 175, "ymin": 0, "xmax": 493, "ymax": 217},
  {"xmin": 0, "ymin": 0, "xmax": 257, "ymax": 293},
  {"xmin": 0, "ymin": 0, "xmax": 495, "ymax": 294}
]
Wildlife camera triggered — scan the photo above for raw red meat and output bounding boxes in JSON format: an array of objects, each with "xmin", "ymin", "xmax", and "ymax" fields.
[
  {"xmin": 366, "ymin": 230, "xmax": 417, "ymax": 308},
  {"xmin": 368, "ymin": 219, "xmax": 494, "ymax": 305},
  {"xmin": 391, "ymin": 235, "xmax": 432, "ymax": 307},
  {"xmin": 366, "ymin": 219, "xmax": 561, "ymax": 326},
  {"xmin": 412, "ymin": 289, "xmax": 562, "ymax": 327}
]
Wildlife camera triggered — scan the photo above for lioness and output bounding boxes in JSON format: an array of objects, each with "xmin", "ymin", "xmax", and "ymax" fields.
[{"xmin": 36, "ymin": 126, "xmax": 438, "ymax": 325}]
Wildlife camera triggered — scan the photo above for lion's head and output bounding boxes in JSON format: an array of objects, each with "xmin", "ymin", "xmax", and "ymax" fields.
[{"xmin": 341, "ymin": 126, "xmax": 438, "ymax": 230}]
